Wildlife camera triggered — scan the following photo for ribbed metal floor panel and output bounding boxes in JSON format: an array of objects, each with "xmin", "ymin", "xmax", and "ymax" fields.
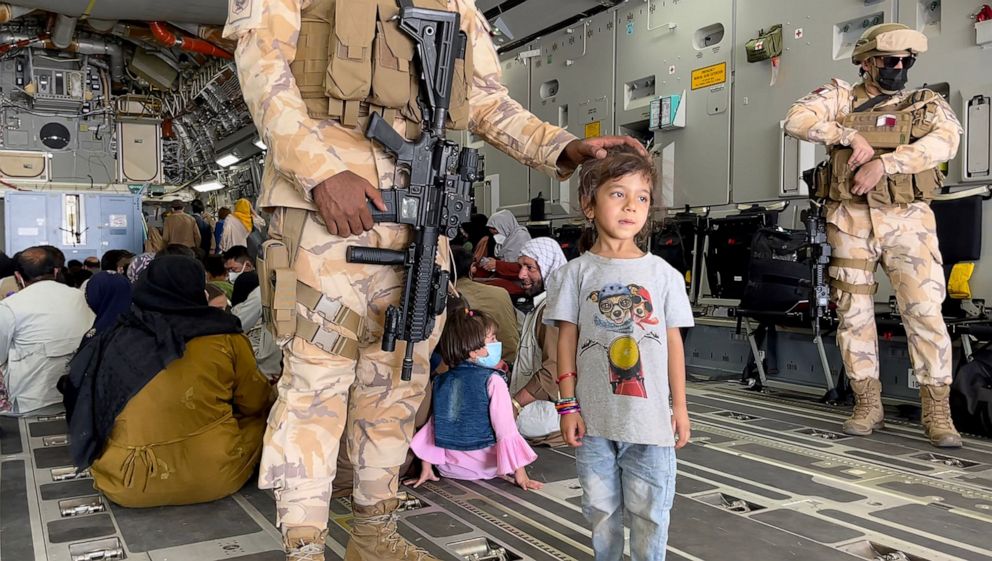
[{"xmin": 1, "ymin": 382, "xmax": 990, "ymax": 561}]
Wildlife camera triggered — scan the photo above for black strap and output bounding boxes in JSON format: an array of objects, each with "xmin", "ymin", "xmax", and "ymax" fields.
[
  {"xmin": 853, "ymin": 94, "xmax": 893, "ymax": 113},
  {"xmin": 396, "ymin": 0, "xmax": 413, "ymax": 8}
]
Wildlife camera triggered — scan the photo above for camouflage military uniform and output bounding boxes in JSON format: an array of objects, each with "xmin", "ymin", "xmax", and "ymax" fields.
[
  {"xmin": 223, "ymin": 0, "xmax": 576, "ymax": 536},
  {"xmin": 785, "ymin": 78, "xmax": 962, "ymax": 387}
]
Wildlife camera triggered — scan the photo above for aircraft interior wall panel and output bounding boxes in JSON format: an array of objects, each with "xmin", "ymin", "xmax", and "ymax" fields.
[
  {"xmin": 615, "ymin": 0, "xmax": 734, "ymax": 208},
  {"xmin": 11, "ymin": 111, "xmax": 116, "ymax": 184},
  {"xmin": 3, "ymin": 191, "xmax": 142, "ymax": 258},
  {"xmin": 479, "ymin": 45, "xmax": 533, "ymax": 215},
  {"xmin": 49, "ymin": 152, "xmax": 116, "ymax": 185},
  {"xmin": 0, "ymin": 52, "xmax": 117, "ymax": 185},
  {"xmin": 896, "ymin": 0, "xmax": 992, "ymax": 301},
  {"xmin": 3, "ymin": 192, "xmax": 58, "ymax": 254},
  {"xmin": 731, "ymin": 0, "xmax": 897, "ymax": 204},
  {"xmin": 527, "ymin": 9, "xmax": 615, "ymax": 218},
  {"xmin": 899, "ymin": 0, "xmax": 992, "ymax": 187}
]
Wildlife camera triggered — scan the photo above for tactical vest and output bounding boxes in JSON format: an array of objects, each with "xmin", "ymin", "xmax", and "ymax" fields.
[
  {"xmin": 822, "ymin": 84, "xmax": 943, "ymax": 207},
  {"xmin": 290, "ymin": 0, "xmax": 473, "ymax": 133}
]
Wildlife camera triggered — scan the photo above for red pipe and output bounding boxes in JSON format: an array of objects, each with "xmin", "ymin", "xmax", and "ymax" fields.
[
  {"xmin": 149, "ymin": 21, "xmax": 232, "ymax": 60},
  {"xmin": 0, "ymin": 178, "xmax": 27, "ymax": 191},
  {"xmin": 0, "ymin": 32, "xmax": 48, "ymax": 55}
]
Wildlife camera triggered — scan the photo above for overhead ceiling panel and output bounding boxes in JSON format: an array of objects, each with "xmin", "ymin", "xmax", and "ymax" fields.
[
  {"xmin": 485, "ymin": 0, "xmax": 610, "ymax": 50},
  {"xmin": 7, "ymin": 0, "xmax": 228, "ymax": 25},
  {"xmin": 476, "ymin": 0, "xmax": 504, "ymax": 13},
  {"xmin": 8, "ymin": 0, "xmax": 609, "ymax": 36}
]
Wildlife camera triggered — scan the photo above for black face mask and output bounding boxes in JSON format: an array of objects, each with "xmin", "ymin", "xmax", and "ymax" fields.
[{"xmin": 875, "ymin": 66, "xmax": 909, "ymax": 93}]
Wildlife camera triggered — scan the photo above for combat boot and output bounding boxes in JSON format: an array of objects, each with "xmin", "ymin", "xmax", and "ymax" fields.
[
  {"xmin": 842, "ymin": 378, "xmax": 885, "ymax": 436},
  {"xmin": 344, "ymin": 498, "xmax": 440, "ymax": 561},
  {"xmin": 283, "ymin": 526, "xmax": 327, "ymax": 561},
  {"xmin": 920, "ymin": 385, "xmax": 963, "ymax": 448}
]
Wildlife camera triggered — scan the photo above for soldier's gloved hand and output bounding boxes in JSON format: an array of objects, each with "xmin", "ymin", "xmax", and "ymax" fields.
[
  {"xmin": 312, "ymin": 170, "xmax": 388, "ymax": 238},
  {"xmin": 851, "ymin": 159, "xmax": 886, "ymax": 195},
  {"xmin": 847, "ymin": 133, "xmax": 875, "ymax": 170}
]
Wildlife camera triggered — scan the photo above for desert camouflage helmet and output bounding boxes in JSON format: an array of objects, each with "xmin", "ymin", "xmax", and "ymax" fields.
[{"xmin": 852, "ymin": 23, "xmax": 928, "ymax": 64}]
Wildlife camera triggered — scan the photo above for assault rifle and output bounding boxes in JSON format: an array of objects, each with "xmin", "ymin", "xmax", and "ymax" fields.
[
  {"xmin": 346, "ymin": 2, "xmax": 480, "ymax": 381},
  {"xmin": 802, "ymin": 165, "xmax": 831, "ymax": 338}
]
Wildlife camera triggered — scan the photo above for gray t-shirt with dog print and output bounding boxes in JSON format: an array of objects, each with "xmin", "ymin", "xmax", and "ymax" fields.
[{"xmin": 544, "ymin": 252, "xmax": 693, "ymax": 446}]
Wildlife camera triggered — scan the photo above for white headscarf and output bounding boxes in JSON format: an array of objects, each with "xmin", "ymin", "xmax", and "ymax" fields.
[
  {"xmin": 487, "ymin": 210, "xmax": 531, "ymax": 262},
  {"xmin": 520, "ymin": 237, "xmax": 567, "ymax": 286}
]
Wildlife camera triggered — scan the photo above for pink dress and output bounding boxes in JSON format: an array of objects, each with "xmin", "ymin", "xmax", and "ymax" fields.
[{"xmin": 411, "ymin": 375, "xmax": 538, "ymax": 480}]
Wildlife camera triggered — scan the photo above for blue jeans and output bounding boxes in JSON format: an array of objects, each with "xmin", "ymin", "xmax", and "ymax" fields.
[{"xmin": 575, "ymin": 436, "xmax": 677, "ymax": 561}]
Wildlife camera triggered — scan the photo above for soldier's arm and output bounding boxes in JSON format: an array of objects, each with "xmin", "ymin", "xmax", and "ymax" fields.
[
  {"xmin": 880, "ymin": 95, "xmax": 963, "ymax": 175},
  {"xmin": 223, "ymin": 0, "xmax": 346, "ymax": 196},
  {"xmin": 784, "ymin": 80, "xmax": 860, "ymax": 146},
  {"xmin": 458, "ymin": 0, "xmax": 578, "ymax": 179}
]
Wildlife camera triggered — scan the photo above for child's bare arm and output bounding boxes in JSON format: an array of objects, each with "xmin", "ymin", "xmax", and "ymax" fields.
[
  {"xmin": 667, "ymin": 327, "xmax": 690, "ymax": 449},
  {"xmin": 557, "ymin": 321, "xmax": 586, "ymax": 447},
  {"xmin": 557, "ymin": 321, "xmax": 578, "ymax": 399}
]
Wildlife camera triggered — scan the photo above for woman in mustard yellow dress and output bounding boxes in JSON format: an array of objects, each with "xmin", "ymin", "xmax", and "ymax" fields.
[{"xmin": 66, "ymin": 256, "xmax": 274, "ymax": 507}]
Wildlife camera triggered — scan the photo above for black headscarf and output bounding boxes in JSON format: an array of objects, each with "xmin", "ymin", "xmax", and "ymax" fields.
[
  {"xmin": 84, "ymin": 272, "xmax": 132, "ymax": 335},
  {"xmin": 67, "ymin": 256, "xmax": 243, "ymax": 468},
  {"xmin": 231, "ymin": 270, "xmax": 259, "ymax": 308},
  {"xmin": 0, "ymin": 252, "xmax": 15, "ymax": 279}
]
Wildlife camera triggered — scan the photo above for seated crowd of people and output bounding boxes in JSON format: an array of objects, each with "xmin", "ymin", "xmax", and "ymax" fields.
[
  {"xmin": 0, "ymin": 207, "xmax": 574, "ymax": 506},
  {"xmin": 0, "ymin": 241, "xmax": 283, "ymax": 506}
]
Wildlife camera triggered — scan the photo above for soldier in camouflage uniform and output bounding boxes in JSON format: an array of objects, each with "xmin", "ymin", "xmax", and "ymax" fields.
[
  {"xmin": 223, "ymin": 0, "xmax": 645, "ymax": 559},
  {"xmin": 785, "ymin": 23, "xmax": 963, "ymax": 449}
]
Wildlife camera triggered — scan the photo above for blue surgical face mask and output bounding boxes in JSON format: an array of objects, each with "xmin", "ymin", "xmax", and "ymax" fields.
[{"xmin": 474, "ymin": 341, "xmax": 503, "ymax": 369}]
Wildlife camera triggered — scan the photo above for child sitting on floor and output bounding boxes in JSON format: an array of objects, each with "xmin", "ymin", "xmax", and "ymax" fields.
[{"xmin": 405, "ymin": 296, "xmax": 543, "ymax": 491}]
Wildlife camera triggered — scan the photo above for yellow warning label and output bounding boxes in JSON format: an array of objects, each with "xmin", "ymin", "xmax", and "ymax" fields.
[
  {"xmin": 584, "ymin": 120, "xmax": 602, "ymax": 138},
  {"xmin": 691, "ymin": 62, "xmax": 727, "ymax": 90}
]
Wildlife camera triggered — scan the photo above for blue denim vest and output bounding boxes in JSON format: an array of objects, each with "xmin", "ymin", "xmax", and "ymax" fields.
[{"xmin": 432, "ymin": 362, "xmax": 500, "ymax": 451}]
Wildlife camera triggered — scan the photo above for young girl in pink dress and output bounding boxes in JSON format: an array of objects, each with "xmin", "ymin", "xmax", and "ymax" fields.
[{"xmin": 405, "ymin": 299, "xmax": 543, "ymax": 491}]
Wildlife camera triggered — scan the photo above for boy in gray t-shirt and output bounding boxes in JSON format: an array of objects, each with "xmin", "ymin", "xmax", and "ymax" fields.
[
  {"xmin": 544, "ymin": 253, "xmax": 694, "ymax": 446},
  {"xmin": 544, "ymin": 144, "xmax": 693, "ymax": 561}
]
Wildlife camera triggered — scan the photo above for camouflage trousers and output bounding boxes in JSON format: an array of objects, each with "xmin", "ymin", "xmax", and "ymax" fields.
[
  {"xmin": 826, "ymin": 201, "xmax": 951, "ymax": 386},
  {"xmin": 260, "ymin": 209, "xmax": 448, "ymax": 530}
]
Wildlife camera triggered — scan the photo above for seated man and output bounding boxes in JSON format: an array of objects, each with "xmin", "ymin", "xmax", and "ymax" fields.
[
  {"xmin": 83, "ymin": 256, "xmax": 100, "ymax": 272},
  {"xmin": 67, "ymin": 257, "xmax": 272, "ymax": 507},
  {"xmin": 230, "ymin": 264, "xmax": 282, "ymax": 381},
  {"xmin": 510, "ymin": 238, "xmax": 568, "ymax": 444},
  {"xmin": 0, "ymin": 247, "xmax": 93, "ymax": 415},
  {"xmin": 453, "ymin": 247, "xmax": 520, "ymax": 367},
  {"xmin": 223, "ymin": 245, "xmax": 254, "ymax": 284}
]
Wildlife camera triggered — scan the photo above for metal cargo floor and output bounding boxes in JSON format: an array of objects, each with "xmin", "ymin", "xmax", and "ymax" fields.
[{"xmin": 2, "ymin": 381, "xmax": 991, "ymax": 561}]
